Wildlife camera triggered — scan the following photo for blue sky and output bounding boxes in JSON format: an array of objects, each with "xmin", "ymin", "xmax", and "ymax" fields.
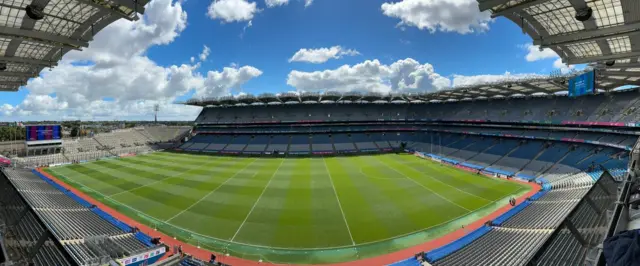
[{"xmin": 0, "ymin": 0, "xmax": 575, "ymax": 121}]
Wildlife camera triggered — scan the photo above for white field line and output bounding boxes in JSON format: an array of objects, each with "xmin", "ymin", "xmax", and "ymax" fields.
[
  {"xmin": 108, "ymin": 157, "xmax": 230, "ymax": 197},
  {"xmin": 48, "ymin": 164, "xmax": 531, "ymax": 250},
  {"xmin": 373, "ymin": 156, "xmax": 473, "ymax": 212},
  {"xmin": 323, "ymin": 157, "xmax": 356, "ymax": 246},
  {"xmin": 394, "ymin": 158, "xmax": 495, "ymax": 202},
  {"xmin": 165, "ymin": 158, "xmax": 259, "ymax": 222},
  {"xmin": 230, "ymin": 159, "xmax": 285, "ymax": 241}
]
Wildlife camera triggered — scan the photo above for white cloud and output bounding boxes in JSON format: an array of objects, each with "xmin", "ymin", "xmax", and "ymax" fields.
[
  {"xmin": 287, "ymin": 58, "xmax": 451, "ymax": 93},
  {"xmin": 195, "ymin": 66, "xmax": 263, "ymax": 98},
  {"xmin": 451, "ymin": 72, "xmax": 543, "ymax": 87},
  {"xmin": 199, "ymin": 45, "xmax": 211, "ymax": 61},
  {"xmin": 1, "ymin": 0, "xmax": 262, "ymax": 121},
  {"xmin": 208, "ymin": 0, "xmax": 258, "ymax": 23},
  {"xmin": 381, "ymin": 0, "xmax": 492, "ymax": 34},
  {"xmin": 289, "ymin": 46, "xmax": 360, "ymax": 64},
  {"xmin": 553, "ymin": 58, "xmax": 575, "ymax": 74},
  {"xmin": 305, "ymin": 0, "xmax": 313, "ymax": 7},
  {"xmin": 524, "ymin": 44, "xmax": 558, "ymax": 62},
  {"xmin": 265, "ymin": 0, "xmax": 288, "ymax": 7}
]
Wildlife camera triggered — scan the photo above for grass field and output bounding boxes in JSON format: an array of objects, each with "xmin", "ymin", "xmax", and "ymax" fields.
[{"xmin": 45, "ymin": 152, "xmax": 529, "ymax": 263}]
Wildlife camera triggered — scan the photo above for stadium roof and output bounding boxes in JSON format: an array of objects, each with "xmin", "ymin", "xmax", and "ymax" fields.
[
  {"xmin": 478, "ymin": 0, "xmax": 640, "ymax": 84},
  {"xmin": 0, "ymin": 0, "xmax": 148, "ymax": 92},
  {"xmin": 182, "ymin": 72, "xmax": 632, "ymax": 107}
]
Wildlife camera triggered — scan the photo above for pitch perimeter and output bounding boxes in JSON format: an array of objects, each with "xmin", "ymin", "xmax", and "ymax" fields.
[{"xmin": 45, "ymin": 152, "xmax": 529, "ymax": 264}]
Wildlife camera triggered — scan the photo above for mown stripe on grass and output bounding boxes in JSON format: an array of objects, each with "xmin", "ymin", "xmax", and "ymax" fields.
[
  {"xmin": 372, "ymin": 155, "xmax": 490, "ymax": 210},
  {"xmin": 324, "ymin": 157, "xmax": 396, "ymax": 244},
  {"xmin": 167, "ymin": 159, "xmax": 279, "ymax": 239},
  {"xmin": 114, "ymin": 158, "xmax": 253, "ymax": 220},
  {"xmin": 348, "ymin": 156, "xmax": 469, "ymax": 240}
]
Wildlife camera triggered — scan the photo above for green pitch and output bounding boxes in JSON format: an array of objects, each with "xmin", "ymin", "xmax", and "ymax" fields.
[{"xmin": 45, "ymin": 152, "xmax": 529, "ymax": 264}]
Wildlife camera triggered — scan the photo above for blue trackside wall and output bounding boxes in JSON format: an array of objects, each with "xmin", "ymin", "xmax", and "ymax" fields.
[{"xmin": 491, "ymin": 200, "xmax": 531, "ymax": 226}]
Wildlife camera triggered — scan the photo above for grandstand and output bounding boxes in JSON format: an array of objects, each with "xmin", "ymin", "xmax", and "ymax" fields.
[
  {"xmin": 1, "ymin": 0, "xmax": 639, "ymax": 264},
  {"xmin": 14, "ymin": 126, "xmax": 190, "ymax": 168}
]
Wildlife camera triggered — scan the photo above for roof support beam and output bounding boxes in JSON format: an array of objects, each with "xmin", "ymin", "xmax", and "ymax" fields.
[
  {"xmin": 535, "ymin": 22, "xmax": 640, "ymax": 48},
  {"xmin": 0, "ymin": 72, "xmax": 37, "ymax": 78},
  {"xmin": 478, "ymin": 0, "xmax": 512, "ymax": 12},
  {"xmin": 0, "ymin": 56, "xmax": 56, "ymax": 67},
  {"xmin": 517, "ymin": 82, "xmax": 549, "ymax": 93},
  {"xmin": 0, "ymin": 81, "xmax": 27, "ymax": 86},
  {"xmin": 0, "ymin": 26, "xmax": 88, "ymax": 49},
  {"xmin": 566, "ymin": 51, "xmax": 640, "ymax": 65},
  {"xmin": 600, "ymin": 71, "xmax": 640, "ymax": 77},
  {"xmin": 490, "ymin": 0, "xmax": 552, "ymax": 18},
  {"xmin": 595, "ymin": 62, "xmax": 640, "ymax": 69},
  {"xmin": 74, "ymin": 0, "xmax": 140, "ymax": 21}
]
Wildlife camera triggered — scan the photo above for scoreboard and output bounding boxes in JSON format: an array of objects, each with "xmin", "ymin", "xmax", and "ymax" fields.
[
  {"xmin": 568, "ymin": 71, "xmax": 595, "ymax": 97},
  {"xmin": 26, "ymin": 125, "xmax": 62, "ymax": 142}
]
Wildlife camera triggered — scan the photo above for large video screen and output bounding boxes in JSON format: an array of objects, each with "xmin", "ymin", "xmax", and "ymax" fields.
[
  {"xmin": 26, "ymin": 125, "xmax": 61, "ymax": 141},
  {"xmin": 568, "ymin": 71, "xmax": 595, "ymax": 97}
]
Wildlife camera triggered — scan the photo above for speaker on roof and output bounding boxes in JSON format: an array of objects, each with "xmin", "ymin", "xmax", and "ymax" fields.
[
  {"xmin": 605, "ymin": 60, "xmax": 616, "ymax": 67},
  {"xmin": 26, "ymin": 4, "xmax": 45, "ymax": 20},
  {"xmin": 575, "ymin": 7, "xmax": 592, "ymax": 22}
]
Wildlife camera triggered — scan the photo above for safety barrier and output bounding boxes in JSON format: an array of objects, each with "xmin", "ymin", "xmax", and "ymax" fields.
[
  {"xmin": 528, "ymin": 190, "xmax": 548, "ymax": 201},
  {"xmin": 135, "ymin": 231, "xmax": 154, "ymax": 247},
  {"xmin": 482, "ymin": 168, "xmax": 515, "ymax": 177},
  {"xmin": 424, "ymin": 225, "xmax": 492, "ymax": 262},
  {"xmin": 460, "ymin": 162, "xmax": 484, "ymax": 170},
  {"xmin": 91, "ymin": 207, "xmax": 132, "ymax": 233},
  {"xmin": 492, "ymin": 201, "xmax": 532, "ymax": 226}
]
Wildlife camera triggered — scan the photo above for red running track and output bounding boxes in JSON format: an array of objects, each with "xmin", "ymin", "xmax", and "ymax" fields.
[{"xmin": 37, "ymin": 168, "xmax": 539, "ymax": 266}]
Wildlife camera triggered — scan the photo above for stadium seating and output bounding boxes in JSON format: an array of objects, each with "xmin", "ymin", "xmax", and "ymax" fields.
[
  {"xmin": 1, "ymin": 168, "xmax": 161, "ymax": 265},
  {"xmin": 194, "ymin": 89, "xmax": 640, "ymax": 124}
]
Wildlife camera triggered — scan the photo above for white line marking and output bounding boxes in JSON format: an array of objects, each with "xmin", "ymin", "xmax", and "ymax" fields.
[
  {"xmin": 323, "ymin": 157, "xmax": 356, "ymax": 246},
  {"xmin": 48, "ymin": 164, "xmax": 530, "ymax": 250},
  {"xmin": 393, "ymin": 157, "xmax": 495, "ymax": 202},
  {"xmin": 372, "ymin": 156, "xmax": 473, "ymax": 212},
  {"xmin": 165, "ymin": 158, "xmax": 259, "ymax": 222},
  {"xmin": 108, "ymin": 158, "xmax": 230, "ymax": 197},
  {"xmin": 230, "ymin": 159, "xmax": 285, "ymax": 241}
]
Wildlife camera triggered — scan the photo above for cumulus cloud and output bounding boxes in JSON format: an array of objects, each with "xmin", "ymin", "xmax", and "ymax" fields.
[
  {"xmin": 524, "ymin": 44, "xmax": 558, "ymax": 62},
  {"xmin": 208, "ymin": 0, "xmax": 258, "ymax": 23},
  {"xmin": 522, "ymin": 44, "xmax": 574, "ymax": 73},
  {"xmin": 553, "ymin": 58, "xmax": 575, "ymax": 74},
  {"xmin": 451, "ymin": 72, "xmax": 544, "ymax": 87},
  {"xmin": 199, "ymin": 45, "xmax": 211, "ymax": 61},
  {"xmin": 265, "ymin": 0, "xmax": 288, "ymax": 7},
  {"xmin": 1, "ymin": 0, "xmax": 262, "ymax": 121},
  {"xmin": 289, "ymin": 46, "xmax": 360, "ymax": 64},
  {"xmin": 287, "ymin": 58, "xmax": 451, "ymax": 93},
  {"xmin": 381, "ymin": 0, "xmax": 492, "ymax": 34},
  {"xmin": 195, "ymin": 66, "xmax": 263, "ymax": 98}
]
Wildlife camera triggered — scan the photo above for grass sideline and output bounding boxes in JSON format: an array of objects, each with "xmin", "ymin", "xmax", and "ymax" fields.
[{"xmin": 45, "ymin": 152, "xmax": 529, "ymax": 264}]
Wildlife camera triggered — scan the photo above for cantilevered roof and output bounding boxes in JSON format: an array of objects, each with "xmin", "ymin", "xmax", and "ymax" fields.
[
  {"xmin": 0, "ymin": 0, "xmax": 148, "ymax": 91},
  {"xmin": 182, "ymin": 72, "xmax": 626, "ymax": 107},
  {"xmin": 478, "ymin": 0, "xmax": 640, "ymax": 73}
]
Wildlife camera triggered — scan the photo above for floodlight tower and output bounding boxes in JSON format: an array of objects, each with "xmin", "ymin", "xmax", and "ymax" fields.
[{"xmin": 154, "ymin": 104, "xmax": 160, "ymax": 124}]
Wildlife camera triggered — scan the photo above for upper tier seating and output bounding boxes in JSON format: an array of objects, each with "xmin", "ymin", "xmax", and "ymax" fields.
[{"xmin": 194, "ymin": 89, "xmax": 640, "ymax": 124}]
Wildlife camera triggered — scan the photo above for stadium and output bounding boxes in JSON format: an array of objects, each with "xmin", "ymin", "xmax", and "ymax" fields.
[{"xmin": 1, "ymin": 0, "xmax": 640, "ymax": 266}]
